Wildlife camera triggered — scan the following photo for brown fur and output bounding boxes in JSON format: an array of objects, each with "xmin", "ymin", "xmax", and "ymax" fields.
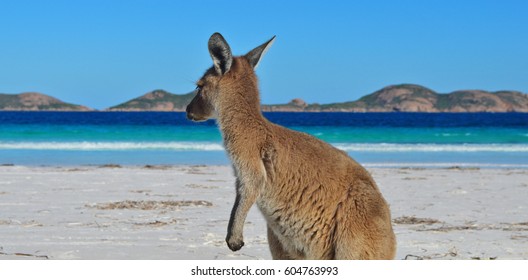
[{"xmin": 186, "ymin": 33, "xmax": 396, "ymax": 259}]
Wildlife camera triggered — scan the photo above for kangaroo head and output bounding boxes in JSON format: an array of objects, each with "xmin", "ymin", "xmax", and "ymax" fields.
[{"xmin": 186, "ymin": 33, "xmax": 275, "ymax": 122}]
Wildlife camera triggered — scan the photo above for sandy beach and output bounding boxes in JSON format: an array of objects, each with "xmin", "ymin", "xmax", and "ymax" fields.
[{"xmin": 1, "ymin": 164, "xmax": 527, "ymax": 260}]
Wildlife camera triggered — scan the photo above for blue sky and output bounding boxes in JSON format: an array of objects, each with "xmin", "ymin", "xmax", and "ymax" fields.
[{"xmin": 1, "ymin": 0, "xmax": 527, "ymax": 109}]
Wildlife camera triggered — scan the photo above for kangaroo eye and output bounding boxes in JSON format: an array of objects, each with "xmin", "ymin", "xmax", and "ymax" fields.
[{"xmin": 195, "ymin": 85, "xmax": 203, "ymax": 91}]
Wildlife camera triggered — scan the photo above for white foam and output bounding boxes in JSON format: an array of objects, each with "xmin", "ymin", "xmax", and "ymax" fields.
[
  {"xmin": 0, "ymin": 141, "xmax": 225, "ymax": 151},
  {"xmin": 1, "ymin": 141, "xmax": 527, "ymax": 153},
  {"xmin": 334, "ymin": 143, "xmax": 528, "ymax": 152}
]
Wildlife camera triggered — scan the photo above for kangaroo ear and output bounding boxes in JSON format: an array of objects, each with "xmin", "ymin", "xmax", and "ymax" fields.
[
  {"xmin": 208, "ymin": 33, "xmax": 233, "ymax": 75},
  {"xmin": 245, "ymin": 35, "xmax": 276, "ymax": 69}
]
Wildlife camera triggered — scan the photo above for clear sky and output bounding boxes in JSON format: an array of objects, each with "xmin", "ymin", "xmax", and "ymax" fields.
[{"xmin": 1, "ymin": 0, "xmax": 527, "ymax": 110}]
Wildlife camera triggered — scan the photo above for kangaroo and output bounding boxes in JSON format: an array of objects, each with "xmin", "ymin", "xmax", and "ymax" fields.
[{"xmin": 186, "ymin": 33, "xmax": 396, "ymax": 259}]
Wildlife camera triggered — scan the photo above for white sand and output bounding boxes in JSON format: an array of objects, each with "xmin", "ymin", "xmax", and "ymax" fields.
[{"xmin": 0, "ymin": 165, "xmax": 527, "ymax": 260}]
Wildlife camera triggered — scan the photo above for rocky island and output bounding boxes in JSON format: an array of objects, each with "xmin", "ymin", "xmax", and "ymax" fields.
[
  {"xmin": 0, "ymin": 92, "xmax": 91, "ymax": 111},
  {"xmin": 262, "ymin": 84, "xmax": 528, "ymax": 113},
  {"xmin": 106, "ymin": 89, "xmax": 194, "ymax": 111}
]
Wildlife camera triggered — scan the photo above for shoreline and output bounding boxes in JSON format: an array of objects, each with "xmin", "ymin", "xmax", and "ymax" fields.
[
  {"xmin": 1, "ymin": 164, "xmax": 527, "ymax": 260},
  {"xmin": 3, "ymin": 162, "xmax": 528, "ymax": 170}
]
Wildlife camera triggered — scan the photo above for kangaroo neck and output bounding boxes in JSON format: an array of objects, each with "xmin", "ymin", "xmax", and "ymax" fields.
[{"xmin": 216, "ymin": 87, "xmax": 268, "ymax": 150}]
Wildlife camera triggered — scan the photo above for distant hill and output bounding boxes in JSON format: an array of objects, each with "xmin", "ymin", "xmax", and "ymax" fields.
[
  {"xmin": 262, "ymin": 84, "xmax": 528, "ymax": 112},
  {"xmin": 0, "ymin": 92, "xmax": 91, "ymax": 111},
  {"xmin": 3, "ymin": 84, "xmax": 528, "ymax": 112},
  {"xmin": 106, "ymin": 89, "xmax": 194, "ymax": 111}
]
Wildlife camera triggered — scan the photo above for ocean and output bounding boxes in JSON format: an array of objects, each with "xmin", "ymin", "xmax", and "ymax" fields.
[{"xmin": 1, "ymin": 111, "xmax": 528, "ymax": 168}]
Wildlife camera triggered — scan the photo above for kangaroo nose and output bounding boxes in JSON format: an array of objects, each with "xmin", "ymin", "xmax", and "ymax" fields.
[{"xmin": 186, "ymin": 105, "xmax": 194, "ymax": 120}]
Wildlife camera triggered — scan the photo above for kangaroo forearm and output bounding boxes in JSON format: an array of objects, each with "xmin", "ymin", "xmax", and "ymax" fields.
[{"xmin": 226, "ymin": 176, "xmax": 264, "ymax": 251}]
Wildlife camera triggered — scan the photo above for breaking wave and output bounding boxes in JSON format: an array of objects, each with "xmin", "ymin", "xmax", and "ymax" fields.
[
  {"xmin": 1, "ymin": 141, "xmax": 528, "ymax": 153},
  {"xmin": 0, "ymin": 141, "xmax": 225, "ymax": 151},
  {"xmin": 333, "ymin": 143, "xmax": 528, "ymax": 152}
]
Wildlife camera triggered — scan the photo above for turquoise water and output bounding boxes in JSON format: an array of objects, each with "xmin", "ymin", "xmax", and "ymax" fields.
[{"xmin": 1, "ymin": 112, "xmax": 527, "ymax": 167}]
